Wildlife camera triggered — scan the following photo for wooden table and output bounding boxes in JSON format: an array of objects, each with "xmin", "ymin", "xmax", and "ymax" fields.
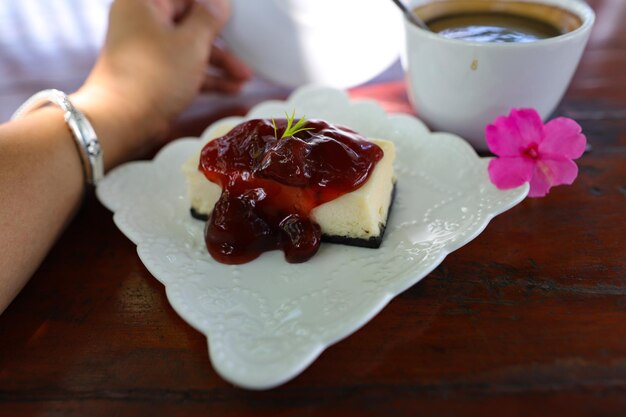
[{"xmin": 1, "ymin": 1, "xmax": 624, "ymax": 415}]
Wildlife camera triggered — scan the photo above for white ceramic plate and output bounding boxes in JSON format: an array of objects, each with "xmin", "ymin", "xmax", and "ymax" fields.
[{"xmin": 97, "ymin": 86, "xmax": 528, "ymax": 389}]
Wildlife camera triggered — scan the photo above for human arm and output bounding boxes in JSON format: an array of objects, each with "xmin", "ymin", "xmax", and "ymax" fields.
[{"xmin": 0, "ymin": 0, "xmax": 251, "ymax": 313}]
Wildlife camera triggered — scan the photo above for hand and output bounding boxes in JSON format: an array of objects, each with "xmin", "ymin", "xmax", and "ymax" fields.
[{"xmin": 72, "ymin": 0, "xmax": 251, "ymax": 168}]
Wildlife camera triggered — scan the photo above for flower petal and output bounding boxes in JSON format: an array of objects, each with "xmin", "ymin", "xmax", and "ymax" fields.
[
  {"xmin": 486, "ymin": 108, "xmax": 544, "ymax": 157},
  {"xmin": 488, "ymin": 156, "xmax": 535, "ymax": 190},
  {"xmin": 528, "ymin": 158, "xmax": 579, "ymax": 197},
  {"xmin": 540, "ymin": 117, "xmax": 586, "ymax": 159}
]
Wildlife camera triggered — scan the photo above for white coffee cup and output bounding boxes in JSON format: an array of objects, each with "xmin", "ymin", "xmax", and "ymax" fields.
[{"xmin": 402, "ymin": 0, "xmax": 595, "ymax": 150}]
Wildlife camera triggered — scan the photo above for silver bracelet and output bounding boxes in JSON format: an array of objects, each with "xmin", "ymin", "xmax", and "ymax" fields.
[{"xmin": 11, "ymin": 89, "xmax": 103, "ymax": 186}]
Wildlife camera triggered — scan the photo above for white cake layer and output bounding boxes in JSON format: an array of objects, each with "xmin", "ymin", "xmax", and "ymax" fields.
[{"xmin": 310, "ymin": 138, "xmax": 395, "ymax": 239}]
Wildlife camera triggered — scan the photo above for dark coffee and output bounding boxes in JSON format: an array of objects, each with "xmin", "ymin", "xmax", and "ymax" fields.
[
  {"xmin": 414, "ymin": 1, "xmax": 582, "ymax": 44},
  {"xmin": 428, "ymin": 12, "xmax": 562, "ymax": 43}
]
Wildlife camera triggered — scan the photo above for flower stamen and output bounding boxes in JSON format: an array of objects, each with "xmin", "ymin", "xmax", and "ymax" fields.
[{"xmin": 523, "ymin": 144, "xmax": 539, "ymax": 160}]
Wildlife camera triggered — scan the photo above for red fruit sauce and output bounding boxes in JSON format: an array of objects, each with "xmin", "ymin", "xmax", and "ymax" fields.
[{"xmin": 198, "ymin": 118, "xmax": 383, "ymax": 264}]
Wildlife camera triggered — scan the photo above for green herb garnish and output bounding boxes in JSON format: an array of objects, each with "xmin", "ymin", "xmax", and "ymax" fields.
[{"xmin": 272, "ymin": 110, "xmax": 314, "ymax": 141}]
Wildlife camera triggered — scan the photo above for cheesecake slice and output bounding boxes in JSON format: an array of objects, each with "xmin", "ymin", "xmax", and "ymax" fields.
[
  {"xmin": 182, "ymin": 136, "xmax": 395, "ymax": 248},
  {"xmin": 182, "ymin": 118, "xmax": 396, "ymax": 263}
]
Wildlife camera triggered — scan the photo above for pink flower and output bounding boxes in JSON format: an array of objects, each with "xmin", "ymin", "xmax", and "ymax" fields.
[{"xmin": 486, "ymin": 108, "xmax": 586, "ymax": 197}]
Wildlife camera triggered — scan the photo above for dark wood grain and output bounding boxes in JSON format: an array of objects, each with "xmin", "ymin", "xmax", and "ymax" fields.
[{"xmin": 1, "ymin": 0, "xmax": 625, "ymax": 416}]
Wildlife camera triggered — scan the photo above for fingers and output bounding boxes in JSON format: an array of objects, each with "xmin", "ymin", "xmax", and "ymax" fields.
[
  {"xmin": 112, "ymin": 0, "xmax": 186, "ymax": 30},
  {"xmin": 171, "ymin": 0, "xmax": 193, "ymax": 21},
  {"xmin": 147, "ymin": 0, "xmax": 176, "ymax": 22},
  {"xmin": 135, "ymin": 0, "xmax": 202, "ymax": 26},
  {"xmin": 202, "ymin": 44, "xmax": 252, "ymax": 94},
  {"xmin": 195, "ymin": 0, "xmax": 230, "ymax": 26},
  {"xmin": 110, "ymin": 0, "xmax": 155, "ymax": 24},
  {"xmin": 210, "ymin": 44, "xmax": 253, "ymax": 82},
  {"xmin": 179, "ymin": 0, "xmax": 230, "ymax": 39},
  {"xmin": 201, "ymin": 74, "xmax": 247, "ymax": 94}
]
